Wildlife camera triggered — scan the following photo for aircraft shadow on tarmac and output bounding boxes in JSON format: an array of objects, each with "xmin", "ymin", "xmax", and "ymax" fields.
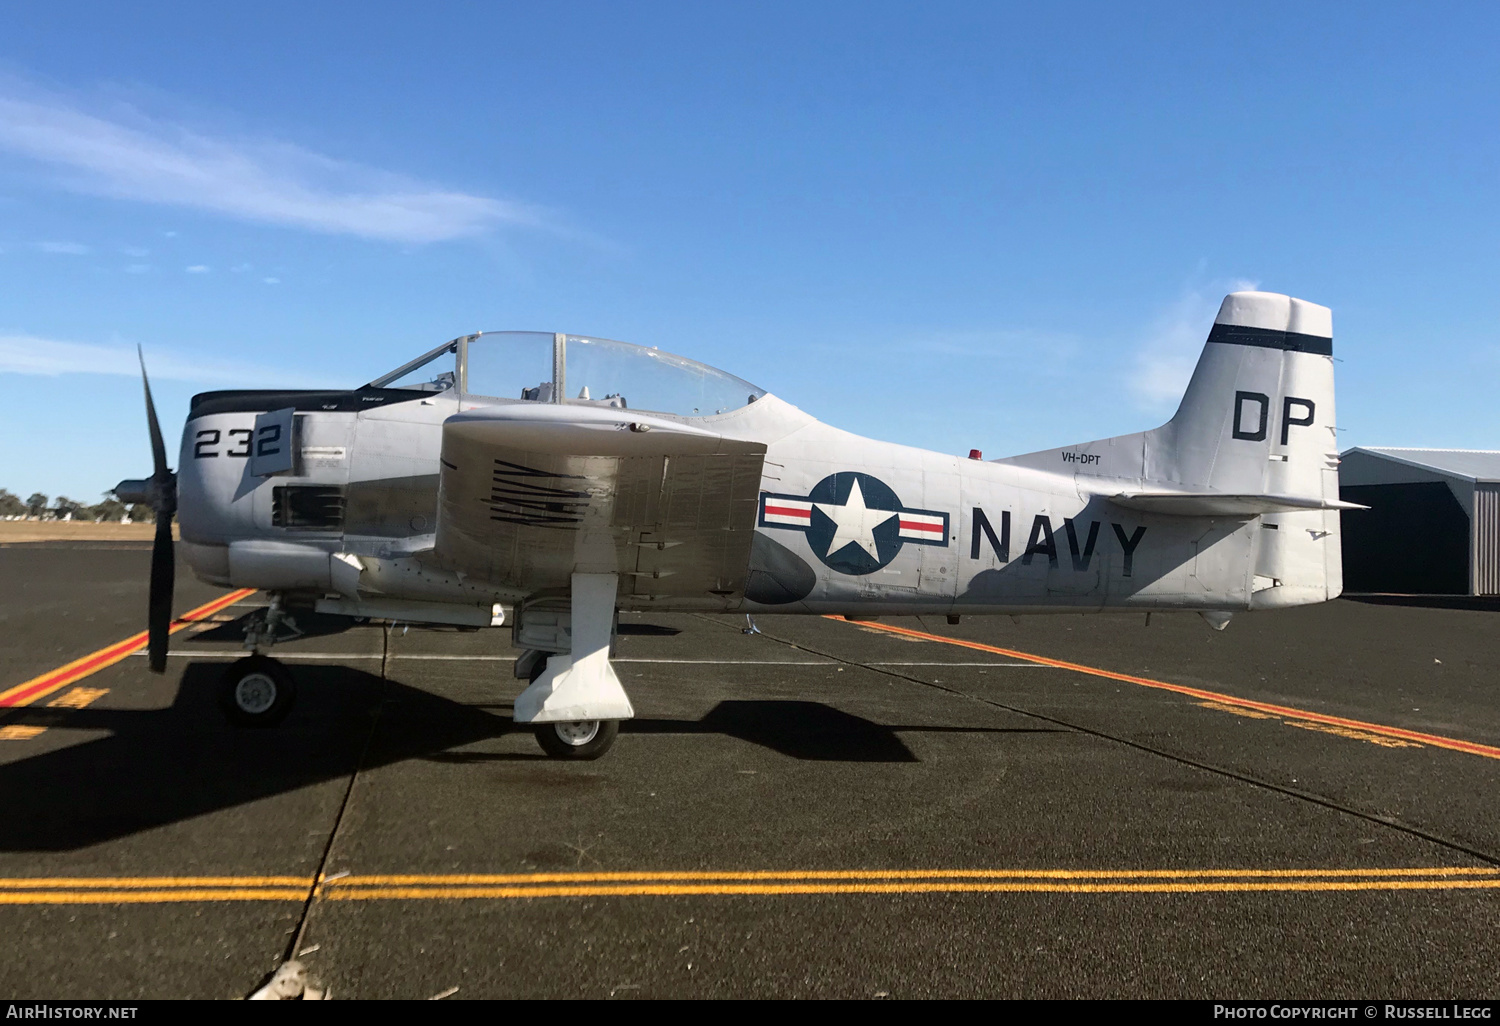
[
  {"xmin": 0, "ymin": 664, "xmax": 1059, "ymax": 852},
  {"xmin": 427, "ymin": 701, "xmax": 1055, "ymax": 765},
  {"xmin": 1344, "ymin": 594, "xmax": 1500, "ymax": 612},
  {"xmin": 616, "ymin": 623, "xmax": 682, "ymax": 636}
]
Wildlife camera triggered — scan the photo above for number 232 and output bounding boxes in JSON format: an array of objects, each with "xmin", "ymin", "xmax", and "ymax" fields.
[{"xmin": 193, "ymin": 426, "xmax": 280, "ymax": 458}]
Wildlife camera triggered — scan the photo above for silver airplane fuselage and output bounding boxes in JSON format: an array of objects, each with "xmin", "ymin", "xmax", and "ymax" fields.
[{"xmin": 175, "ymin": 302, "xmax": 1346, "ymax": 632}]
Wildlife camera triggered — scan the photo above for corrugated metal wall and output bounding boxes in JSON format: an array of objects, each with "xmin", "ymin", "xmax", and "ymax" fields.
[{"xmin": 1473, "ymin": 484, "xmax": 1500, "ymax": 595}]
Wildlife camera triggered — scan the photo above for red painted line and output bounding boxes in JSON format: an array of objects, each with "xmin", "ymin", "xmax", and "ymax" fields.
[
  {"xmin": 898, "ymin": 520, "xmax": 944, "ymax": 533},
  {"xmin": 764, "ymin": 504, "xmax": 811, "ymax": 518},
  {"xmin": 0, "ymin": 589, "xmax": 257, "ymax": 708},
  {"xmin": 834, "ymin": 617, "xmax": 1500, "ymax": 762}
]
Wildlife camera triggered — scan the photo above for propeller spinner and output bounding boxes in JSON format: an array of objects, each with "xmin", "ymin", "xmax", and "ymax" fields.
[{"xmin": 114, "ymin": 348, "xmax": 178, "ymax": 673}]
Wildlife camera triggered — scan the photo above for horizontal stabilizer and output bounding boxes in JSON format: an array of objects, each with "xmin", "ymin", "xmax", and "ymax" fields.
[{"xmin": 1108, "ymin": 491, "xmax": 1368, "ymax": 517}]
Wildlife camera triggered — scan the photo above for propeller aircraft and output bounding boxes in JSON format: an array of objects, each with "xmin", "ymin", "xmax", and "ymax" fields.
[{"xmin": 116, "ymin": 290, "xmax": 1357, "ymax": 759}]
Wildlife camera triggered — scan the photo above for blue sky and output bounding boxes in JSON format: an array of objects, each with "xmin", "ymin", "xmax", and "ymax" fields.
[{"xmin": 1, "ymin": 2, "xmax": 1497, "ymax": 502}]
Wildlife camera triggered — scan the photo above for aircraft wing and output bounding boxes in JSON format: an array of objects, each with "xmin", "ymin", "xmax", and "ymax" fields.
[
  {"xmin": 433, "ymin": 403, "xmax": 767, "ymax": 605},
  {"xmin": 1108, "ymin": 491, "xmax": 1368, "ymax": 516}
]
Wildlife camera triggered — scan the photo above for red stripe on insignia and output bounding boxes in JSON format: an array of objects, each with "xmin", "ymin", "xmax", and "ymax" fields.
[
  {"xmin": 898, "ymin": 519, "xmax": 944, "ymax": 533},
  {"xmin": 764, "ymin": 504, "xmax": 811, "ymax": 519}
]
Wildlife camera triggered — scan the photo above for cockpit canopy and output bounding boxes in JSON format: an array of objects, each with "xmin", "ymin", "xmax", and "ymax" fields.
[{"xmin": 368, "ymin": 331, "xmax": 766, "ymax": 418}]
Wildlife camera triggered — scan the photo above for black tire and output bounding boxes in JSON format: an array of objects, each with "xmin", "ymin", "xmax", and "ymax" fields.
[
  {"xmin": 220, "ymin": 655, "xmax": 296, "ymax": 728},
  {"xmin": 534, "ymin": 719, "xmax": 619, "ymax": 760}
]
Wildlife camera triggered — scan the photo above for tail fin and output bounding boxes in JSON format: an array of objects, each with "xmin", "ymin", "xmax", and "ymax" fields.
[
  {"xmin": 1145, "ymin": 291, "xmax": 1339, "ymax": 501},
  {"xmin": 1000, "ymin": 290, "xmax": 1347, "ymax": 606},
  {"xmin": 1136, "ymin": 291, "xmax": 1346, "ymax": 605}
]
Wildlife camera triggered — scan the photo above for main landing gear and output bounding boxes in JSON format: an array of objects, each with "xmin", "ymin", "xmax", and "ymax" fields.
[
  {"xmin": 512, "ymin": 573, "xmax": 634, "ymax": 761},
  {"xmin": 522, "ymin": 654, "xmax": 620, "ymax": 760}
]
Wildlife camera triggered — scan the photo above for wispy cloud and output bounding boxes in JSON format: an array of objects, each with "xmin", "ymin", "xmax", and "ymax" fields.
[
  {"xmin": 1128, "ymin": 278, "xmax": 1260, "ymax": 410},
  {"xmin": 185, "ymin": 264, "xmax": 209, "ymax": 274},
  {"xmin": 38, "ymin": 241, "xmax": 89, "ymax": 254},
  {"xmin": 0, "ymin": 333, "xmax": 327, "ymax": 387},
  {"xmin": 0, "ymin": 88, "xmax": 549, "ymax": 243}
]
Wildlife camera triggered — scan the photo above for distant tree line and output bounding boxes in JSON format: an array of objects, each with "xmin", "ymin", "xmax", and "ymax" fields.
[{"xmin": 0, "ymin": 489, "xmax": 154, "ymax": 523}]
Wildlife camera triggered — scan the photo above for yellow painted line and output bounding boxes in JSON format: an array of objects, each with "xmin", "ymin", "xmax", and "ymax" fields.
[
  {"xmin": 0, "ymin": 876, "xmax": 308, "ymax": 888},
  {"xmin": 0, "ymin": 868, "xmax": 1491, "ymax": 904},
  {"xmin": 834, "ymin": 617, "xmax": 1500, "ymax": 761},
  {"xmin": 0, "ymin": 889, "xmax": 307, "ymax": 905},
  {"xmin": 0, "ymin": 725, "xmax": 48, "ymax": 740},
  {"xmin": 326, "ymin": 866, "xmax": 1500, "ymax": 886},
  {"xmin": 3, "ymin": 868, "xmax": 1483, "ymax": 891},
  {"xmin": 321, "ymin": 878, "xmax": 1500, "ymax": 900},
  {"xmin": 0, "ymin": 589, "xmax": 255, "ymax": 708},
  {"xmin": 47, "ymin": 687, "xmax": 109, "ymax": 710},
  {"xmin": 21, "ymin": 881, "xmax": 1500, "ymax": 904}
]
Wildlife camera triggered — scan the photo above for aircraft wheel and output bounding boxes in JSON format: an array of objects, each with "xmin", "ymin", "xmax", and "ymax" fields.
[
  {"xmin": 221, "ymin": 655, "xmax": 297, "ymax": 728},
  {"xmin": 534, "ymin": 719, "xmax": 619, "ymax": 760}
]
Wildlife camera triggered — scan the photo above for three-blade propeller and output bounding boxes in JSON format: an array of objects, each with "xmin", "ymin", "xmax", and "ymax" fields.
[{"xmin": 114, "ymin": 348, "xmax": 178, "ymax": 673}]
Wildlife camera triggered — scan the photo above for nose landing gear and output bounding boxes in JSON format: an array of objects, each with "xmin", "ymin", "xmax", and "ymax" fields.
[
  {"xmin": 220, "ymin": 654, "xmax": 297, "ymax": 727},
  {"xmin": 222, "ymin": 595, "xmax": 300, "ymax": 727}
]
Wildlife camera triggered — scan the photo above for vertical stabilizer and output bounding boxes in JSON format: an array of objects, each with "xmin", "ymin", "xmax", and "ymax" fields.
[
  {"xmin": 1148, "ymin": 291, "xmax": 1336, "ymax": 501},
  {"xmin": 1147, "ymin": 291, "xmax": 1343, "ymax": 605},
  {"xmin": 997, "ymin": 290, "xmax": 1345, "ymax": 606}
]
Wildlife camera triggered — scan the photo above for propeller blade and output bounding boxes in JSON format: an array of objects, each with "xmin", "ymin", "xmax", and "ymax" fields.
[
  {"xmin": 139, "ymin": 346, "xmax": 169, "ymax": 481},
  {"xmin": 137, "ymin": 347, "xmax": 178, "ymax": 673},
  {"xmin": 148, "ymin": 513, "xmax": 175, "ymax": 673}
]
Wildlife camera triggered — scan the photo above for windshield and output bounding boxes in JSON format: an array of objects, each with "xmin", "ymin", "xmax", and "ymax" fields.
[
  {"xmin": 367, "ymin": 340, "xmax": 458, "ymax": 392},
  {"xmin": 463, "ymin": 332, "xmax": 765, "ymax": 417}
]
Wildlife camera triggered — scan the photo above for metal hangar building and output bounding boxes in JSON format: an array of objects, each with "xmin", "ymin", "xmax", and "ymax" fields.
[{"xmin": 1338, "ymin": 448, "xmax": 1500, "ymax": 596}]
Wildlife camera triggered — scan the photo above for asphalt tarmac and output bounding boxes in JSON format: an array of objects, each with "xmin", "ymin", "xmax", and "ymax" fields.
[{"xmin": 2, "ymin": 541, "xmax": 1500, "ymax": 999}]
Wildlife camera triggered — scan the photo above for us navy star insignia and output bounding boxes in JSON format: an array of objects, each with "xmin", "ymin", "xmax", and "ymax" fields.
[
  {"xmin": 758, "ymin": 472, "xmax": 950, "ymax": 576},
  {"xmin": 815, "ymin": 478, "xmax": 894, "ymax": 560}
]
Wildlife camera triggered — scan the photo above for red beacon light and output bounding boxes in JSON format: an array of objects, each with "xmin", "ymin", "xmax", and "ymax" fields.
[{"xmin": 968, "ymin": 449, "xmax": 983, "ymax": 460}]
